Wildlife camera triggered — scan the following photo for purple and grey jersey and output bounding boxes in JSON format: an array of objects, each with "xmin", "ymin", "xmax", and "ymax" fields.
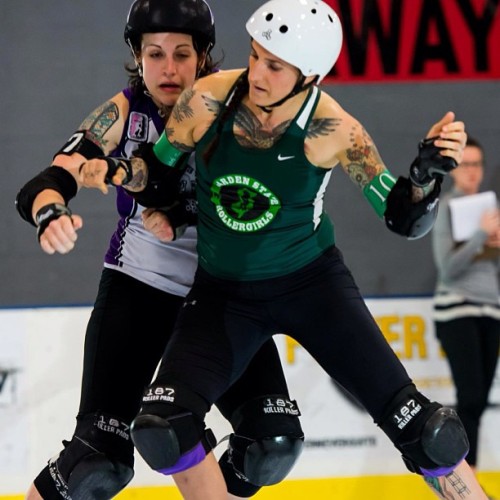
[{"xmin": 104, "ymin": 88, "xmax": 197, "ymax": 297}]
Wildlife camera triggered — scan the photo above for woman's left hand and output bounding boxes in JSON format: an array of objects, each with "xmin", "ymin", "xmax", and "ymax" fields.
[{"xmin": 425, "ymin": 111, "xmax": 467, "ymax": 165}]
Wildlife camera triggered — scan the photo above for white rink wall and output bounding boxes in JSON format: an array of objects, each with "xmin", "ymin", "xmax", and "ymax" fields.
[{"xmin": 1, "ymin": 298, "xmax": 500, "ymax": 495}]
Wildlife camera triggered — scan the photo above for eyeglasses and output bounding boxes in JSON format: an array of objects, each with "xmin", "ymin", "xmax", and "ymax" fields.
[{"xmin": 459, "ymin": 161, "xmax": 483, "ymax": 168}]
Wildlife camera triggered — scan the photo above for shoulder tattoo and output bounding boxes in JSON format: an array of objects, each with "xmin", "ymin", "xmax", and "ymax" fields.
[
  {"xmin": 202, "ymin": 95, "xmax": 222, "ymax": 117},
  {"xmin": 78, "ymin": 100, "xmax": 119, "ymax": 150},
  {"xmin": 306, "ymin": 117, "xmax": 340, "ymax": 139},
  {"xmin": 173, "ymin": 88, "xmax": 196, "ymax": 122}
]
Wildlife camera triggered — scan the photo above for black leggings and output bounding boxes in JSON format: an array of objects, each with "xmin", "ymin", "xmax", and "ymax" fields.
[
  {"xmin": 157, "ymin": 246, "xmax": 412, "ymax": 423},
  {"xmin": 435, "ymin": 316, "xmax": 500, "ymax": 466},
  {"xmin": 34, "ymin": 268, "xmax": 297, "ymax": 499}
]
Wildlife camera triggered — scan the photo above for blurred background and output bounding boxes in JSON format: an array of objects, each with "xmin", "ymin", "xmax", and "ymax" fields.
[{"xmin": 1, "ymin": 0, "xmax": 499, "ymax": 306}]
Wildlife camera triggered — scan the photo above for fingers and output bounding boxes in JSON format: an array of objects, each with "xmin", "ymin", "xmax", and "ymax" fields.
[
  {"xmin": 112, "ymin": 168, "xmax": 128, "ymax": 186},
  {"xmin": 490, "ymin": 228, "xmax": 500, "ymax": 248},
  {"xmin": 480, "ymin": 209, "xmax": 500, "ymax": 235},
  {"xmin": 141, "ymin": 207, "xmax": 156, "ymax": 220},
  {"xmin": 426, "ymin": 111, "xmax": 455, "ymax": 138},
  {"xmin": 436, "ymin": 119, "xmax": 466, "ymax": 149},
  {"xmin": 71, "ymin": 214, "xmax": 84, "ymax": 231},
  {"xmin": 39, "ymin": 215, "xmax": 82, "ymax": 255},
  {"xmin": 79, "ymin": 159, "xmax": 110, "ymax": 194},
  {"xmin": 141, "ymin": 209, "xmax": 174, "ymax": 242},
  {"xmin": 426, "ymin": 111, "xmax": 466, "ymax": 164}
]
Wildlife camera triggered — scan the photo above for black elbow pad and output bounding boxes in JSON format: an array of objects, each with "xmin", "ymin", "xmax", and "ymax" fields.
[
  {"xmin": 384, "ymin": 176, "xmax": 441, "ymax": 240},
  {"xmin": 16, "ymin": 166, "xmax": 78, "ymax": 226}
]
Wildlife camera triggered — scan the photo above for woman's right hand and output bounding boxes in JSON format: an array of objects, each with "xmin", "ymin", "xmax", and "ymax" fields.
[
  {"xmin": 142, "ymin": 208, "xmax": 175, "ymax": 243},
  {"xmin": 39, "ymin": 213, "xmax": 83, "ymax": 255},
  {"xmin": 79, "ymin": 159, "xmax": 117, "ymax": 194}
]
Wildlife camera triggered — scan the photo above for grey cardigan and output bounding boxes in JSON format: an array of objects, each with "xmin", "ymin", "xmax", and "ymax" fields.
[{"xmin": 432, "ymin": 187, "xmax": 500, "ymax": 321}]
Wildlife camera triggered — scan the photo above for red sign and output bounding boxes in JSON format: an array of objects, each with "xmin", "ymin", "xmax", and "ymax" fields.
[{"xmin": 324, "ymin": 0, "xmax": 500, "ymax": 82}]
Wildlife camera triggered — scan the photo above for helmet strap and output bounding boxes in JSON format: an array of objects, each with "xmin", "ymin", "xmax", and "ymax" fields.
[{"xmin": 257, "ymin": 75, "xmax": 315, "ymax": 113}]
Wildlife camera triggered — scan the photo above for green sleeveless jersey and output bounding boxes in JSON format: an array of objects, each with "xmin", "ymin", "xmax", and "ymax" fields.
[{"xmin": 195, "ymin": 84, "xmax": 335, "ymax": 280}]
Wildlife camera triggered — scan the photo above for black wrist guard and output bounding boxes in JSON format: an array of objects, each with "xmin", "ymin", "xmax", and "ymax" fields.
[
  {"xmin": 409, "ymin": 137, "xmax": 457, "ymax": 187},
  {"xmin": 35, "ymin": 203, "xmax": 72, "ymax": 241},
  {"xmin": 102, "ymin": 157, "xmax": 134, "ymax": 186}
]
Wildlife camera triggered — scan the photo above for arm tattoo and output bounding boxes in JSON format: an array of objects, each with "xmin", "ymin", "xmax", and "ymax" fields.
[
  {"xmin": 306, "ymin": 117, "xmax": 340, "ymax": 139},
  {"xmin": 425, "ymin": 471, "xmax": 471, "ymax": 499},
  {"xmin": 412, "ymin": 180, "xmax": 436, "ymax": 203},
  {"xmin": 78, "ymin": 100, "xmax": 119, "ymax": 150},
  {"xmin": 173, "ymin": 88, "xmax": 195, "ymax": 122},
  {"xmin": 164, "ymin": 127, "xmax": 194, "ymax": 153},
  {"xmin": 343, "ymin": 125, "xmax": 384, "ymax": 189},
  {"xmin": 124, "ymin": 157, "xmax": 148, "ymax": 191},
  {"xmin": 202, "ymin": 95, "xmax": 222, "ymax": 116}
]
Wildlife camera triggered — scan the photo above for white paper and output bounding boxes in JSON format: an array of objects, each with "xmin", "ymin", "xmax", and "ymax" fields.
[{"xmin": 449, "ymin": 190, "xmax": 497, "ymax": 241}]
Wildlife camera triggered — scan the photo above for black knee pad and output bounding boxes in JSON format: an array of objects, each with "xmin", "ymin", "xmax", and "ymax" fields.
[
  {"xmin": 219, "ymin": 395, "xmax": 304, "ymax": 497},
  {"xmin": 378, "ymin": 384, "xmax": 469, "ymax": 477},
  {"xmin": 33, "ymin": 412, "xmax": 134, "ymax": 500},
  {"xmin": 130, "ymin": 382, "xmax": 215, "ymax": 475}
]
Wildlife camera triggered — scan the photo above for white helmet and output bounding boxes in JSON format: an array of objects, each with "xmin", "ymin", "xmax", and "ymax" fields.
[{"xmin": 246, "ymin": 0, "xmax": 343, "ymax": 83}]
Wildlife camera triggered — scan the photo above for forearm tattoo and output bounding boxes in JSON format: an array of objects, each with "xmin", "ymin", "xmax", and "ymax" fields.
[
  {"xmin": 411, "ymin": 180, "xmax": 436, "ymax": 203},
  {"xmin": 425, "ymin": 471, "xmax": 471, "ymax": 499},
  {"xmin": 78, "ymin": 100, "xmax": 118, "ymax": 150},
  {"xmin": 124, "ymin": 157, "xmax": 148, "ymax": 191},
  {"xmin": 164, "ymin": 127, "xmax": 196, "ymax": 154},
  {"xmin": 343, "ymin": 125, "xmax": 385, "ymax": 189}
]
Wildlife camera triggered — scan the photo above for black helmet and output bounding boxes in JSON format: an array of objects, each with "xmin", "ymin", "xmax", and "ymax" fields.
[{"xmin": 124, "ymin": 0, "xmax": 215, "ymax": 54}]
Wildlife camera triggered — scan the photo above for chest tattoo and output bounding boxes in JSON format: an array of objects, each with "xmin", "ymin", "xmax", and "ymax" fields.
[
  {"xmin": 234, "ymin": 105, "xmax": 289, "ymax": 148},
  {"xmin": 234, "ymin": 105, "xmax": 340, "ymax": 150}
]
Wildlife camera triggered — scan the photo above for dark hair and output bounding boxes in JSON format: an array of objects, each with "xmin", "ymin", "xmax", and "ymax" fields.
[
  {"xmin": 465, "ymin": 136, "xmax": 485, "ymax": 165},
  {"xmin": 466, "ymin": 136, "xmax": 483, "ymax": 151}
]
